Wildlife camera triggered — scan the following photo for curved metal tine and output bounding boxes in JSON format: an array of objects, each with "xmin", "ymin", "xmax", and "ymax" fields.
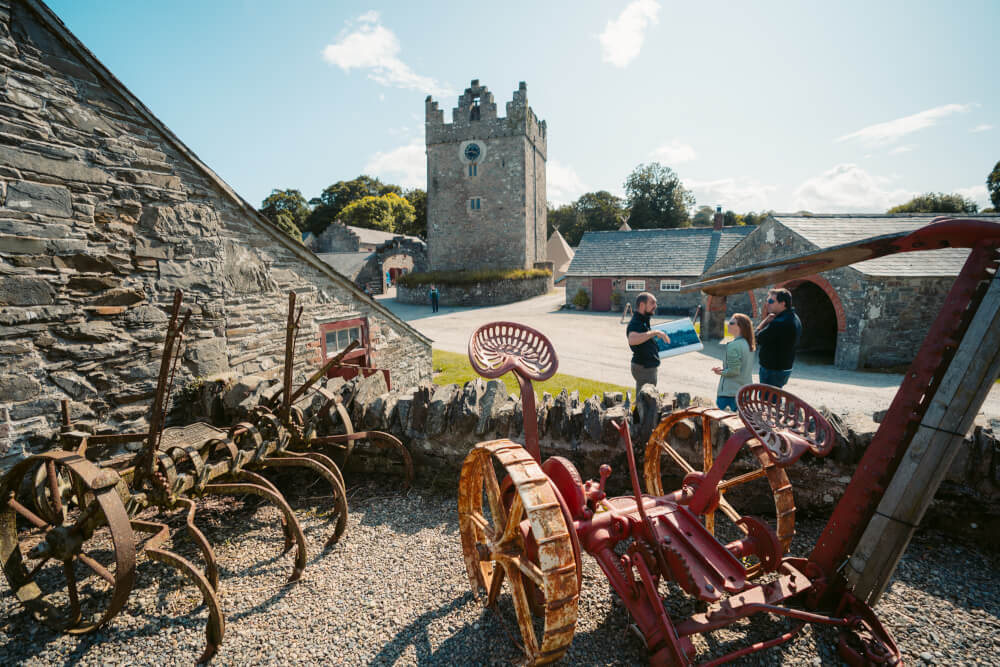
[
  {"xmin": 276, "ymin": 450, "xmax": 347, "ymax": 503},
  {"xmin": 173, "ymin": 497, "xmax": 219, "ymax": 591},
  {"xmin": 350, "ymin": 431, "xmax": 414, "ymax": 488},
  {"xmin": 261, "ymin": 456, "xmax": 348, "ymax": 548},
  {"xmin": 131, "ymin": 519, "xmax": 225, "ymax": 664},
  {"xmin": 235, "ymin": 471, "xmax": 294, "ymax": 553},
  {"xmin": 202, "ymin": 482, "xmax": 307, "ymax": 583}
]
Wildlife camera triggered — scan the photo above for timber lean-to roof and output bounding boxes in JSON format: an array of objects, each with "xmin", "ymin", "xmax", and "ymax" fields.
[
  {"xmin": 565, "ymin": 227, "xmax": 753, "ymax": 278},
  {"xmin": 26, "ymin": 0, "xmax": 431, "ymax": 346},
  {"xmin": 773, "ymin": 214, "xmax": 1000, "ymax": 278}
]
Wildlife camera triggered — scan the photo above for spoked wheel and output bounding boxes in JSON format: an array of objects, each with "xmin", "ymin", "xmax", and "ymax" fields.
[
  {"xmin": 458, "ymin": 440, "xmax": 578, "ymax": 665},
  {"xmin": 315, "ymin": 400, "xmax": 414, "ymax": 488},
  {"xmin": 0, "ymin": 452, "xmax": 135, "ymax": 633},
  {"xmin": 643, "ymin": 408, "xmax": 795, "ymax": 575}
]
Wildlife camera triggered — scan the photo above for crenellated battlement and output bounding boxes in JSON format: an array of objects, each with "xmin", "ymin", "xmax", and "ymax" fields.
[{"xmin": 426, "ymin": 79, "xmax": 546, "ymax": 151}]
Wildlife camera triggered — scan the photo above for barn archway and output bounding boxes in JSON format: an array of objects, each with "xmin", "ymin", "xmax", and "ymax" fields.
[{"xmin": 780, "ymin": 277, "xmax": 842, "ymax": 364}]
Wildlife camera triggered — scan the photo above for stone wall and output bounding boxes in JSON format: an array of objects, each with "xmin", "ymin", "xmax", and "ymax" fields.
[
  {"xmin": 186, "ymin": 372, "xmax": 1000, "ymax": 546},
  {"xmin": 701, "ymin": 217, "xmax": 955, "ymax": 369},
  {"xmin": 0, "ymin": 0, "xmax": 432, "ymax": 463},
  {"xmin": 314, "ymin": 223, "xmax": 361, "ymax": 253},
  {"xmin": 565, "ymin": 275, "xmax": 752, "ymax": 317},
  {"xmin": 425, "ymin": 80, "xmax": 546, "ymax": 272},
  {"xmin": 397, "ymin": 274, "xmax": 550, "ymax": 307}
]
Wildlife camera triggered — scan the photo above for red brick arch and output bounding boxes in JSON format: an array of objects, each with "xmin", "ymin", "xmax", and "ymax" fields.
[{"xmin": 777, "ymin": 274, "xmax": 846, "ymax": 332}]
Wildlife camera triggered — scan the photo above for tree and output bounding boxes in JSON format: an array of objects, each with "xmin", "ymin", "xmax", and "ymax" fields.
[
  {"xmin": 741, "ymin": 211, "xmax": 774, "ymax": 226},
  {"xmin": 273, "ymin": 210, "xmax": 302, "ymax": 243},
  {"xmin": 547, "ymin": 191, "xmax": 626, "ymax": 245},
  {"xmin": 401, "ymin": 188, "xmax": 427, "ymax": 239},
  {"xmin": 723, "ymin": 210, "xmax": 741, "ymax": 226},
  {"xmin": 988, "ymin": 160, "xmax": 1000, "ymax": 211},
  {"xmin": 623, "ymin": 162, "xmax": 695, "ymax": 229},
  {"xmin": 339, "ymin": 192, "xmax": 415, "ymax": 233},
  {"xmin": 691, "ymin": 205, "xmax": 714, "ymax": 226},
  {"xmin": 304, "ymin": 175, "xmax": 402, "ymax": 235},
  {"xmin": 887, "ymin": 192, "xmax": 978, "ymax": 214},
  {"xmin": 547, "ymin": 203, "xmax": 580, "ymax": 243},
  {"xmin": 260, "ymin": 189, "xmax": 310, "ymax": 231}
]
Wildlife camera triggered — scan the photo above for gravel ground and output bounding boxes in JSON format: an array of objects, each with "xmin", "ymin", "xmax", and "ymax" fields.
[{"xmin": 2, "ymin": 480, "xmax": 998, "ymax": 666}]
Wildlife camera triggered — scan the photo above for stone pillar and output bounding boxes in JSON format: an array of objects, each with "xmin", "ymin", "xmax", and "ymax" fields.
[{"xmin": 706, "ymin": 294, "xmax": 727, "ymax": 340}]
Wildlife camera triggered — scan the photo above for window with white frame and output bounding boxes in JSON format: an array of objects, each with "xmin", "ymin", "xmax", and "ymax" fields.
[
  {"xmin": 660, "ymin": 279, "xmax": 681, "ymax": 292},
  {"xmin": 625, "ymin": 279, "xmax": 645, "ymax": 291}
]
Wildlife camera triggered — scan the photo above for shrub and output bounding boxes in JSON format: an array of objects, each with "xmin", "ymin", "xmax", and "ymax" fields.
[
  {"xmin": 398, "ymin": 267, "xmax": 551, "ymax": 288},
  {"xmin": 571, "ymin": 289, "xmax": 590, "ymax": 309},
  {"xmin": 611, "ymin": 291, "xmax": 623, "ymax": 309}
]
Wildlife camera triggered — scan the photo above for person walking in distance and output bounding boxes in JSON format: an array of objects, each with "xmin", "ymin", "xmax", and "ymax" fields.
[
  {"xmin": 626, "ymin": 292, "xmax": 670, "ymax": 399},
  {"xmin": 713, "ymin": 313, "xmax": 755, "ymax": 411},
  {"xmin": 428, "ymin": 284, "xmax": 440, "ymax": 313},
  {"xmin": 755, "ymin": 288, "xmax": 802, "ymax": 388}
]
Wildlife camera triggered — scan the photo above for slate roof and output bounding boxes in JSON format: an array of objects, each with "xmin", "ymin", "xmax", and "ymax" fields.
[
  {"xmin": 774, "ymin": 214, "xmax": 1000, "ymax": 277},
  {"xmin": 348, "ymin": 225, "xmax": 424, "ymax": 247},
  {"xmin": 565, "ymin": 227, "xmax": 754, "ymax": 278},
  {"xmin": 315, "ymin": 252, "xmax": 373, "ymax": 281}
]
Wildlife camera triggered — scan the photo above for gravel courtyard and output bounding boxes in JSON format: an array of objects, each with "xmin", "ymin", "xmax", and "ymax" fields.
[{"xmin": 2, "ymin": 484, "xmax": 998, "ymax": 666}]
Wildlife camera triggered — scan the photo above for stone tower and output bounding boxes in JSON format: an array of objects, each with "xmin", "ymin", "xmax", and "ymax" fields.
[{"xmin": 425, "ymin": 80, "xmax": 547, "ymax": 271}]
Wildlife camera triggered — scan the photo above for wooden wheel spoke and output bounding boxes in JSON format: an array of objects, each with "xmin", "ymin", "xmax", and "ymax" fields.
[
  {"xmin": 658, "ymin": 441, "xmax": 696, "ymax": 474},
  {"xmin": 77, "ymin": 553, "xmax": 115, "ymax": 585},
  {"xmin": 45, "ymin": 460, "xmax": 64, "ymax": 520},
  {"xmin": 468, "ymin": 511, "xmax": 492, "ymax": 536},
  {"xmin": 719, "ymin": 468, "xmax": 767, "ymax": 491},
  {"xmin": 26, "ymin": 555, "xmax": 52, "ymax": 581},
  {"xmin": 497, "ymin": 493, "xmax": 524, "ymax": 546},
  {"xmin": 63, "ymin": 561, "xmax": 82, "ymax": 625},
  {"xmin": 504, "ymin": 552, "xmax": 545, "ymax": 588},
  {"xmin": 482, "ymin": 457, "xmax": 507, "ymax": 537},
  {"xmin": 8, "ymin": 498, "xmax": 47, "ymax": 529},
  {"xmin": 504, "ymin": 563, "xmax": 540, "ymax": 657},
  {"xmin": 486, "ymin": 563, "xmax": 506, "ymax": 607}
]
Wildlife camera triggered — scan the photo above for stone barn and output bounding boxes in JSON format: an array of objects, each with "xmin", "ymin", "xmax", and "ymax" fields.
[
  {"xmin": 563, "ymin": 213, "xmax": 752, "ymax": 314},
  {"xmin": 698, "ymin": 213, "xmax": 1000, "ymax": 369},
  {"xmin": 311, "ymin": 223, "xmax": 427, "ymax": 293},
  {"xmin": 0, "ymin": 0, "xmax": 432, "ymax": 463}
]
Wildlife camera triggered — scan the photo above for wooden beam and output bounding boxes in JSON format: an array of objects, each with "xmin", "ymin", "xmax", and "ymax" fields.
[{"xmin": 845, "ymin": 264, "xmax": 1000, "ymax": 604}]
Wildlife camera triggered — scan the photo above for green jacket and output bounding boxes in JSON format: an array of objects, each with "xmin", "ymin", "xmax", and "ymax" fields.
[{"xmin": 717, "ymin": 337, "xmax": 753, "ymax": 398}]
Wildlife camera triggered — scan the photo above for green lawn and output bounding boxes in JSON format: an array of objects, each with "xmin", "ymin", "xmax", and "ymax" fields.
[{"xmin": 432, "ymin": 348, "xmax": 632, "ymax": 399}]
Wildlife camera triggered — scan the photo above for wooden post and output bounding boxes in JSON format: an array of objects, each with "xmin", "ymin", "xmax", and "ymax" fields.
[{"xmin": 845, "ymin": 266, "xmax": 1000, "ymax": 604}]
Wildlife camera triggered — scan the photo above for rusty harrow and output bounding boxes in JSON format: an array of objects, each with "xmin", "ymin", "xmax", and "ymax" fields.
[{"xmin": 0, "ymin": 290, "xmax": 350, "ymax": 663}]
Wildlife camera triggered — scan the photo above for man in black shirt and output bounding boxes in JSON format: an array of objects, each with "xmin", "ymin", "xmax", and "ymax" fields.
[
  {"xmin": 626, "ymin": 292, "xmax": 670, "ymax": 398},
  {"xmin": 754, "ymin": 287, "xmax": 802, "ymax": 388}
]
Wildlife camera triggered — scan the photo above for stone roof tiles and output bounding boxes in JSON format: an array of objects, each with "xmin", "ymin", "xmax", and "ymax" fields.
[
  {"xmin": 565, "ymin": 227, "xmax": 753, "ymax": 278},
  {"xmin": 774, "ymin": 214, "xmax": 1000, "ymax": 277}
]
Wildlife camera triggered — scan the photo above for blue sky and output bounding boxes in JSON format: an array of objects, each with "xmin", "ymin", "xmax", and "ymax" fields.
[{"xmin": 48, "ymin": 0, "xmax": 997, "ymax": 213}]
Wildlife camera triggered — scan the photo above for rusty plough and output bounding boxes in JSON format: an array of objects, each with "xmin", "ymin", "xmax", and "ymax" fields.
[{"xmin": 0, "ymin": 290, "xmax": 351, "ymax": 662}]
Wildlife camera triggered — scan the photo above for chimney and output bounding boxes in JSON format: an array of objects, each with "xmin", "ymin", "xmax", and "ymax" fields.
[{"xmin": 713, "ymin": 205, "xmax": 723, "ymax": 230}]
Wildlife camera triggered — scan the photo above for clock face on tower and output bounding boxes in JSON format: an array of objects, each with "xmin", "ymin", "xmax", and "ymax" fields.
[{"xmin": 464, "ymin": 143, "xmax": 481, "ymax": 161}]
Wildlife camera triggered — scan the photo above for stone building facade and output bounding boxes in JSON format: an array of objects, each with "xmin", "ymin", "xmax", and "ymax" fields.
[
  {"xmin": 425, "ymin": 80, "xmax": 547, "ymax": 272},
  {"xmin": 0, "ymin": 0, "xmax": 432, "ymax": 463},
  {"xmin": 698, "ymin": 214, "xmax": 1000, "ymax": 369}
]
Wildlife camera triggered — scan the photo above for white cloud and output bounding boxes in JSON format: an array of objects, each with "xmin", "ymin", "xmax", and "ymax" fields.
[
  {"xmin": 888, "ymin": 145, "xmax": 915, "ymax": 155},
  {"xmin": 651, "ymin": 140, "xmax": 696, "ymax": 164},
  {"xmin": 836, "ymin": 104, "xmax": 972, "ymax": 146},
  {"xmin": 953, "ymin": 185, "xmax": 990, "ymax": 209},
  {"xmin": 599, "ymin": 0, "xmax": 660, "ymax": 67},
  {"xmin": 971, "ymin": 123, "xmax": 993, "ymax": 133},
  {"xmin": 684, "ymin": 177, "xmax": 777, "ymax": 212},
  {"xmin": 363, "ymin": 139, "xmax": 425, "ymax": 189},
  {"xmin": 322, "ymin": 13, "xmax": 448, "ymax": 95},
  {"xmin": 792, "ymin": 164, "xmax": 913, "ymax": 212},
  {"xmin": 547, "ymin": 160, "xmax": 588, "ymax": 207}
]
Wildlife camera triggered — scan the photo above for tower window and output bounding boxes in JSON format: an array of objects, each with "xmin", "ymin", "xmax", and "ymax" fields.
[
  {"xmin": 468, "ymin": 164, "xmax": 478, "ymax": 177},
  {"xmin": 470, "ymin": 198, "xmax": 481, "ymax": 210},
  {"xmin": 470, "ymin": 96, "xmax": 481, "ymax": 121}
]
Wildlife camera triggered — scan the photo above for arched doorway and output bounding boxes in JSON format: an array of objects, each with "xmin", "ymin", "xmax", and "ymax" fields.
[{"xmin": 787, "ymin": 281, "xmax": 838, "ymax": 363}]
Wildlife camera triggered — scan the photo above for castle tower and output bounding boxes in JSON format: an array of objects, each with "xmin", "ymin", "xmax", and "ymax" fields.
[{"xmin": 425, "ymin": 80, "xmax": 547, "ymax": 271}]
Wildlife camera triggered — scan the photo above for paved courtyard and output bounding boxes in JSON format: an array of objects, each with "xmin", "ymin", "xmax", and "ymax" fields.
[{"xmin": 380, "ymin": 287, "xmax": 1000, "ymax": 422}]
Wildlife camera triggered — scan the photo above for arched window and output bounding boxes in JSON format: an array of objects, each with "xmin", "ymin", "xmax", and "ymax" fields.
[{"xmin": 470, "ymin": 96, "xmax": 480, "ymax": 121}]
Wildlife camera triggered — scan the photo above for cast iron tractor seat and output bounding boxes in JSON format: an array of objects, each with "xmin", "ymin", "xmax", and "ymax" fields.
[{"xmin": 458, "ymin": 321, "xmax": 856, "ymax": 666}]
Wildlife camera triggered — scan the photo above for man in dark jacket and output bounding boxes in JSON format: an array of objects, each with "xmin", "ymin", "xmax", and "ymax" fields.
[
  {"xmin": 754, "ymin": 287, "xmax": 802, "ymax": 388},
  {"xmin": 626, "ymin": 292, "xmax": 670, "ymax": 398}
]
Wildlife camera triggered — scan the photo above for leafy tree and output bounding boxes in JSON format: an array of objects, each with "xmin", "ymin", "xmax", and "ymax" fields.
[
  {"xmin": 887, "ymin": 192, "xmax": 978, "ymax": 214},
  {"xmin": 304, "ymin": 175, "xmax": 401, "ymax": 235},
  {"xmin": 624, "ymin": 162, "xmax": 695, "ymax": 229},
  {"xmin": 547, "ymin": 191, "xmax": 626, "ymax": 245},
  {"xmin": 988, "ymin": 160, "xmax": 1000, "ymax": 211},
  {"xmin": 691, "ymin": 205, "xmax": 715, "ymax": 226},
  {"xmin": 273, "ymin": 210, "xmax": 302, "ymax": 243},
  {"xmin": 547, "ymin": 203, "xmax": 580, "ymax": 241},
  {"xmin": 260, "ymin": 189, "xmax": 310, "ymax": 231},
  {"xmin": 339, "ymin": 192, "xmax": 415, "ymax": 233},
  {"xmin": 741, "ymin": 211, "xmax": 774, "ymax": 226},
  {"xmin": 723, "ymin": 210, "xmax": 741, "ymax": 226},
  {"xmin": 401, "ymin": 188, "xmax": 427, "ymax": 239}
]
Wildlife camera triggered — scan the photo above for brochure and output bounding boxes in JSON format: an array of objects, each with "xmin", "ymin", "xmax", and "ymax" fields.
[{"xmin": 652, "ymin": 319, "xmax": 703, "ymax": 359}]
